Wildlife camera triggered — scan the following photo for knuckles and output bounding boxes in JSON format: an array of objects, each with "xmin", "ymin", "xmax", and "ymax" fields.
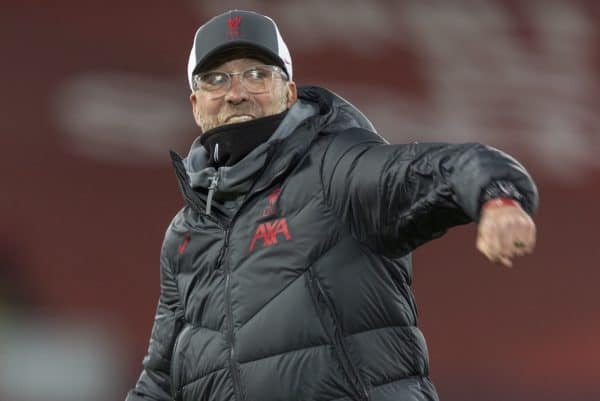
[{"xmin": 476, "ymin": 205, "xmax": 537, "ymax": 265}]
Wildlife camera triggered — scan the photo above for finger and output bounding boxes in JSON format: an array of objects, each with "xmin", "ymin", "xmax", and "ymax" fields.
[
  {"xmin": 499, "ymin": 217, "xmax": 522, "ymax": 257},
  {"xmin": 476, "ymin": 234, "xmax": 493, "ymax": 260},
  {"xmin": 516, "ymin": 214, "xmax": 536, "ymax": 251},
  {"xmin": 498, "ymin": 255, "xmax": 513, "ymax": 268},
  {"xmin": 512, "ymin": 218, "xmax": 536, "ymax": 255},
  {"xmin": 525, "ymin": 221, "xmax": 537, "ymax": 252},
  {"xmin": 512, "ymin": 239, "xmax": 528, "ymax": 256},
  {"xmin": 505, "ymin": 214, "xmax": 535, "ymax": 256},
  {"xmin": 477, "ymin": 225, "xmax": 500, "ymax": 262},
  {"xmin": 486, "ymin": 222, "xmax": 504, "ymax": 260},
  {"xmin": 478, "ymin": 233, "xmax": 512, "ymax": 266}
]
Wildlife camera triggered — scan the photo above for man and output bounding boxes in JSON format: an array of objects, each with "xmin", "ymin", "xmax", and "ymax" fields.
[{"xmin": 126, "ymin": 10, "xmax": 537, "ymax": 401}]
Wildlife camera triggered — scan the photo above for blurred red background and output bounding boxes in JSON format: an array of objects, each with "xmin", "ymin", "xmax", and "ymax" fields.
[{"xmin": 1, "ymin": 1, "xmax": 598, "ymax": 400}]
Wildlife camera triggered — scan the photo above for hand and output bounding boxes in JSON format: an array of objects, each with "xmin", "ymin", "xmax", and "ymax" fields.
[{"xmin": 476, "ymin": 201, "xmax": 536, "ymax": 267}]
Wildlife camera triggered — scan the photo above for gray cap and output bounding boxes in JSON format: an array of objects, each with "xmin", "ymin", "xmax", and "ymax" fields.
[{"xmin": 187, "ymin": 10, "xmax": 293, "ymax": 90}]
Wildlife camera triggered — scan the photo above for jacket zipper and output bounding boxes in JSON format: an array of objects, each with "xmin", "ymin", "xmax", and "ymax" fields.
[
  {"xmin": 310, "ymin": 271, "xmax": 370, "ymax": 401},
  {"xmin": 206, "ymin": 172, "xmax": 220, "ymax": 215},
  {"xmin": 218, "ymin": 226, "xmax": 243, "ymax": 401}
]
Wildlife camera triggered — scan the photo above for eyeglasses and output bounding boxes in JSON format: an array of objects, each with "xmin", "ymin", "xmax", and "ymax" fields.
[{"xmin": 193, "ymin": 65, "xmax": 288, "ymax": 98}]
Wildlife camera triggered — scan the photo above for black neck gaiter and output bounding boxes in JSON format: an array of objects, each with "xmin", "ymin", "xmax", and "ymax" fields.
[{"xmin": 200, "ymin": 110, "xmax": 288, "ymax": 167}]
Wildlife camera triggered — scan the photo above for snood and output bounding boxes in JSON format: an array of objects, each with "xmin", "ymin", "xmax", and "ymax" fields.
[{"xmin": 200, "ymin": 110, "xmax": 289, "ymax": 167}]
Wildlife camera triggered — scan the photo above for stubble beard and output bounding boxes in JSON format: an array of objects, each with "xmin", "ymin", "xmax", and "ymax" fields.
[{"xmin": 198, "ymin": 88, "xmax": 288, "ymax": 133}]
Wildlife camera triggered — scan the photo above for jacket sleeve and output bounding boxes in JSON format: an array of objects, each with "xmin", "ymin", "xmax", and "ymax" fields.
[
  {"xmin": 126, "ymin": 239, "xmax": 184, "ymax": 401},
  {"xmin": 320, "ymin": 128, "xmax": 538, "ymax": 257}
]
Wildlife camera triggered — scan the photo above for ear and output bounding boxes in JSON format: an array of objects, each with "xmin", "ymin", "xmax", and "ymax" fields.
[
  {"xmin": 189, "ymin": 92, "xmax": 202, "ymax": 127},
  {"xmin": 285, "ymin": 81, "xmax": 298, "ymax": 108}
]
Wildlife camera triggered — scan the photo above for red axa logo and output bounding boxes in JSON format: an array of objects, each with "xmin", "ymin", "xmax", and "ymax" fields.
[
  {"xmin": 249, "ymin": 218, "xmax": 291, "ymax": 252},
  {"xmin": 227, "ymin": 15, "xmax": 241, "ymax": 39}
]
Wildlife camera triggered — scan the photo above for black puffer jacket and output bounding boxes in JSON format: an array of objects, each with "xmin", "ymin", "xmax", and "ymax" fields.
[{"xmin": 127, "ymin": 87, "xmax": 538, "ymax": 401}]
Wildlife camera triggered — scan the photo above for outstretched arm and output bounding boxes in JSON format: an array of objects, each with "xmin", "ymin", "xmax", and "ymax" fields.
[{"xmin": 320, "ymin": 128, "xmax": 538, "ymax": 257}]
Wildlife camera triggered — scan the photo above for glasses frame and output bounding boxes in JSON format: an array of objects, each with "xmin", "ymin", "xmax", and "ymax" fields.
[{"xmin": 192, "ymin": 65, "xmax": 289, "ymax": 97}]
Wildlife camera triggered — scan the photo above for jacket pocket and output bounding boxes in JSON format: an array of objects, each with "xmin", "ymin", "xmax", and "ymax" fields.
[{"xmin": 306, "ymin": 268, "xmax": 370, "ymax": 401}]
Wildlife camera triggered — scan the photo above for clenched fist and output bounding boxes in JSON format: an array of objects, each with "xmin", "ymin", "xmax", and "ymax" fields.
[{"xmin": 476, "ymin": 199, "xmax": 536, "ymax": 267}]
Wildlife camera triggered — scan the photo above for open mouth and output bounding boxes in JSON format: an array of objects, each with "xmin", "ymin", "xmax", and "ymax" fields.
[{"xmin": 225, "ymin": 115, "xmax": 255, "ymax": 123}]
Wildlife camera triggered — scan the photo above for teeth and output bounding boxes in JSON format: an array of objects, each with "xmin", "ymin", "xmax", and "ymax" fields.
[{"xmin": 227, "ymin": 115, "xmax": 253, "ymax": 123}]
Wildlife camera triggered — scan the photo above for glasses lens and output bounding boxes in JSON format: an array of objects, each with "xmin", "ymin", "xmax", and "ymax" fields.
[
  {"xmin": 197, "ymin": 72, "xmax": 229, "ymax": 92},
  {"xmin": 242, "ymin": 66, "xmax": 274, "ymax": 93}
]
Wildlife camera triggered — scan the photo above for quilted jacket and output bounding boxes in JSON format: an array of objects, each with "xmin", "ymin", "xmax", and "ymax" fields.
[{"xmin": 126, "ymin": 86, "xmax": 538, "ymax": 401}]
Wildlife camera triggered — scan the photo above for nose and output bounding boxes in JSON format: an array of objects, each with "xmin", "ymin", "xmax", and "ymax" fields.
[{"xmin": 224, "ymin": 75, "xmax": 249, "ymax": 104}]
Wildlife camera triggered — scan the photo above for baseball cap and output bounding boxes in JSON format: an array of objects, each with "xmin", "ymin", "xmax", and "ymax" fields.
[{"xmin": 187, "ymin": 10, "xmax": 293, "ymax": 90}]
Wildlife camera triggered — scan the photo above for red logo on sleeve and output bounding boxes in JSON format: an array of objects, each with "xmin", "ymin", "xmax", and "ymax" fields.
[{"xmin": 178, "ymin": 232, "xmax": 190, "ymax": 255}]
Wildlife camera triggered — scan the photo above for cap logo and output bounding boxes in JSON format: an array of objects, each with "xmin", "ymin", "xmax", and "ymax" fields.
[{"xmin": 227, "ymin": 16, "xmax": 241, "ymax": 39}]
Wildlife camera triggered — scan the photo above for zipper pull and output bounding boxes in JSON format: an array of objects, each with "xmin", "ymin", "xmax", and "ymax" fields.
[{"xmin": 206, "ymin": 173, "xmax": 219, "ymax": 215}]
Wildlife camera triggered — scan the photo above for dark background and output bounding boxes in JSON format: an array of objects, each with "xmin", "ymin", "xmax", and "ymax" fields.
[{"xmin": 1, "ymin": 1, "xmax": 598, "ymax": 400}]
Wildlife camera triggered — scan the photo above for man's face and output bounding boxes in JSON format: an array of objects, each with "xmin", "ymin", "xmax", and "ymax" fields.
[{"xmin": 190, "ymin": 57, "xmax": 297, "ymax": 133}]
